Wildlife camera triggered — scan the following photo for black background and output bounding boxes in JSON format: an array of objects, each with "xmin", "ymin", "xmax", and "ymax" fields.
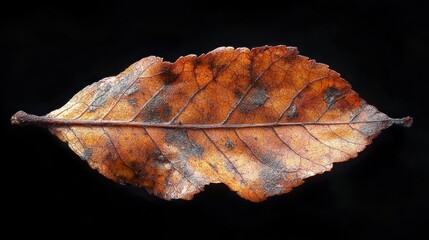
[{"xmin": 2, "ymin": 1, "xmax": 428, "ymax": 238}]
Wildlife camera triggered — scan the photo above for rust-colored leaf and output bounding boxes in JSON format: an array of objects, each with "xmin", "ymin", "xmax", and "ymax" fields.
[{"xmin": 11, "ymin": 46, "xmax": 412, "ymax": 202}]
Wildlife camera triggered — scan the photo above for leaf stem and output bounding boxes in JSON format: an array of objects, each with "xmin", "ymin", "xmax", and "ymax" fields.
[{"xmin": 389, "ymin": 116, "xmax": 413, "ymax": 127}]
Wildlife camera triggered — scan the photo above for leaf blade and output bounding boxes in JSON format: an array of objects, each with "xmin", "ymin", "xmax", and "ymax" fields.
[{"xmin": 11, "ymin": 45, "xmax": 412, "ymax": 201}]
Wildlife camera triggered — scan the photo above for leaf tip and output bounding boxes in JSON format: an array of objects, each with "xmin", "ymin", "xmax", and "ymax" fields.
[
  {"xmin": 391, "ymin": 116, "xmax": 413, "ymax": 128},
  {"xmin": 11, "ymin": 110, "xmax": 29, "ymax": 126}
]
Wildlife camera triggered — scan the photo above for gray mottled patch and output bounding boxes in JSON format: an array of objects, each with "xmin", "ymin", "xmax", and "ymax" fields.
[
  {"xmin": 88, "ymin": 64, "xmax": 148, "ymax": 112},
  {"xmin": 286, "ymin": 104, "xmax": 298, "ymax": 120},
  {"xmin": 358, "ymin": 122, "xmax": 388, "ymax": 136},
  {"xmin": 125, "ymin": 85, "xmax": 140, "ymax": 96},
  {"xmin": 88, "ymin": 83, "xmax": 112, "ymax": 112},
  {"xmin": 175, "ymin": 160, "xmax": 195, "ymax": 179},
  {"xmin": 225, "ymin": 138, "xmax": 235, "ymax": 149},
  {"xmin": 88, "ymin": 76, "xmax": 136, "ymax": 111},
  {"xmin": 323, "ymin": 86, "xmax": 342, "ymax": 109},
  {"xmin": 128, "ymin": 99, "xmax": 137, "ymax": 106},
  {"xmin": 224, "ymin": 161, "xmax": 235, "ymax": 172},
  {"xmin": 141, "ymin": 95, "xmax": 172, "ymax": 123},
  {"xmin": 261, "ymin": 153, "xmax": 283, "ymax": 170},
  {"xmin": 110, "ymin": 80, "xmax": 133, "ymax": 100},
  {"xmin": 81, "ymin": 148, "xmax": 93, "ymax": 161},
  {"xmin": 238, "ymin": 103, "xmax": 252, "ymax": 114},
  {"xmin": 161, "ymin": 106, "xmax": 172, "ymax": 119},
  {"xmin": 250, "ymin": 86, "xmax": 269, "ymax": 108},
  {"xmin": 359, "ymin": 124, "xmax": 376, "ymax": 136},
  {"xmin": 88, "ymin": 97, "xmax": 107, "ymax": 112},
  {"xmin": 145, "ymin": 95, "xmax": 163, "ymax": 113},
  {"xmin": 259, "ymin": 169, "xmax": 284, "ymax": 195},
  {"xmin": 165, "ymin": 129, "xmax": 204, "ymax": 158}
]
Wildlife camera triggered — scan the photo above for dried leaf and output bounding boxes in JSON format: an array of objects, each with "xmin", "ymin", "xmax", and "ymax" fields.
[{"xmin": 11, "ymin": 46, "xmax": 412, "ymax": 202}]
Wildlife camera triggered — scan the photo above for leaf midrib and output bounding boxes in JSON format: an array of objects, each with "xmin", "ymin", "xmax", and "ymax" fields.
[{"xmin": 12, "ymin": 111, "xmax": 411, "ymax": 129}]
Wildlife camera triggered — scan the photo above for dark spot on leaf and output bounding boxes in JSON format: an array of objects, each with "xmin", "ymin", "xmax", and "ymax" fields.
[
  {"xmin": 81, "ymin": 148, "xmax": 93, "ymax": 161},
  {"xmin": 147, "ymin": 95, "xmax": 161, "ymax": 109},
  {"xmin": 128, "ymin": 161, "xmax": 143, "ymax": 179},
  {"xmin": 238, "ymin": 86, "xmax": 268, "ymax": 113},
  {"xmin": 146, "ymin": 149, "xmax": 170, "ymax": 170},
  {"xmin": 194, "ymin": 58, "xmax": 201, "ymax": 66},
  {"xmin": 208, "ymin": 61, "xmax": 216, "ymax": 71},
  {"xmin": 161, "ymin": 69, "xmax": 180, "ymax": 86},
  {"xmin": 234, "ymin": 89, "xmax": 243, "ymax": 98},
  {"xmin": 250, "ymin": 86, "xmax": 269, "ymax": 108},
  {"xmin": 324, "ymin": 86, "xmax": 342, "ymax": 109},
  {"xmin": 153, "ymin": 149, "xmax": 168, "ymax": 164},
  {"xmin": 205, "ymin": 113, "xmax": 217, "ymax": 122},
  {"xmin": 141, "ymin": 95, "xmax": 172, "ymax": 123},
  {"xmin": 162, "ymin": 106, "xmax": 172, "ymax": 119},
  {"xmin": 165, "ymin": 129, "xmax": 204, "ymax": 158},
  {"xmin": 238, "ymin": 103, "xmax": 252, "ymax": 114},
  {"xmin": 286, "ymin": 104, "xmax": 298, "ymax": 120},
  {"xmin": 225, "ymin": 138, "xmax": 235, "ymax": 149},
  {"xmin": 129, "ymin": 161, "xmax": 139, "ymax": 170},
  {"xmin": 261, "ymin": 153, "xmax": 283, "ymax": 169},
  {"xmin": 128, "ymin": 99, "xmax": 137, "ymax": 106},
  {"xmin": 133, "ymin": 172, "xmax": 143, "ymax": 181}
]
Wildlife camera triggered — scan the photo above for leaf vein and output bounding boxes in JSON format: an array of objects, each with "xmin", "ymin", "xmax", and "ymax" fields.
[
  {"xmin": 143, "ymin": 128, "xmax": 201, "ymax": 190},
  {"xmin": 276, "ymin": 75, "xmax": 329, "ymax": 122},
  {"xmin": 302, "ymin": 126, "xmax": 352, "ymax": 157},
  {"xmin": 202, "ymin": 130, "xmax": 247, "ymax": 183},
  {"xmin": 169, "ymin": 52, "xmax": 244, "ymax": 123},
  {"xmin": 222, "ymin": 51, "xmax": 291, "ymax": 124},
  {"xmin": 271, "ymin": 127, "xmax": 326, "ymax": 170}
]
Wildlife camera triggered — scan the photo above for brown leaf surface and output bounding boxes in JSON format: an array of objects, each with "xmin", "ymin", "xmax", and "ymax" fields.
[{"xmin": 11, "ymin": 45, "xmax": 412, "ymax": 202}]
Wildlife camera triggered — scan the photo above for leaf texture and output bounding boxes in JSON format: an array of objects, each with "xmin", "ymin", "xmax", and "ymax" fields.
[{"xmin": 11, "ymin": 45, "xmax": 412, "ymax": 202}]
